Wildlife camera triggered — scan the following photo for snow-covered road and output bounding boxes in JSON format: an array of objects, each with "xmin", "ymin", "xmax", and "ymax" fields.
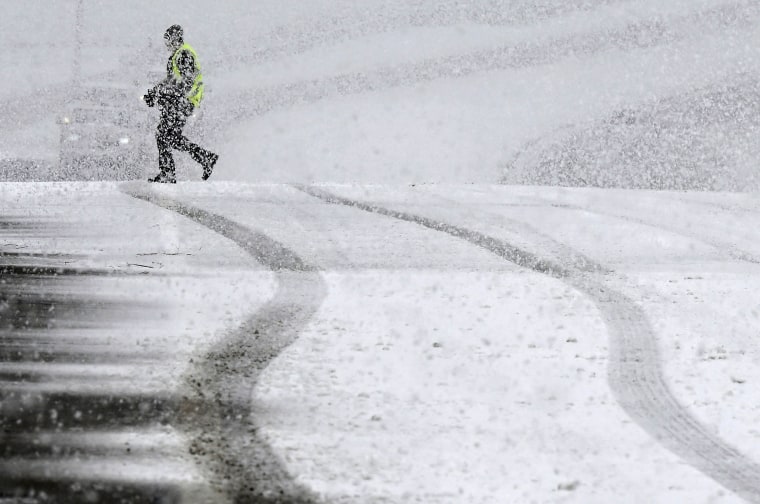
[
  {"xmin": 3, "ymin": 0, "xmax": 760, "ymax": 502},
  {"xmin": 2, "ymin": 182, "xmax": 759, "ymax": 503}
]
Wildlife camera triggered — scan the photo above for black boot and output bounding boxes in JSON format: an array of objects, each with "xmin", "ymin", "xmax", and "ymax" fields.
[
  {"xmin": 148, "ymin": 171, "xmax": 176, "ymax": 183},
  {"xmin": 202, "ymin": 153, "xmax": 219, "ymax": 181}
]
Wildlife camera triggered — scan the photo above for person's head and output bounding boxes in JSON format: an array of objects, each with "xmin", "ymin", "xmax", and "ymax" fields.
[{"xmin": 164, "ymin": 24, "xmax": 183, "ymax": 52}]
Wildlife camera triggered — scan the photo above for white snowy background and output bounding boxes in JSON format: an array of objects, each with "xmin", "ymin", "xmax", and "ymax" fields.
[{"xmin": 1, "ymin": 1, "xmax": 760, "ymax": 503}]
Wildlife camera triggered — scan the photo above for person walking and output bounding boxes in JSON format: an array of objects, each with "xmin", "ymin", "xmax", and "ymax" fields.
[{"xmin": 143, "ymin": 24, "xmax": 218, "ymax": 183}]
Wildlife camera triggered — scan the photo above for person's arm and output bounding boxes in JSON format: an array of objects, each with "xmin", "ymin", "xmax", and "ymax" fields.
[
  {"xmin": 171, "ymin": 50, "xmax": 197, "ymax": 95},
  {"xmin": 143, "ymin": 50, "xmax": 196, "ymax": 106},
  {"xmin": 157, "ymin": 51, "xmax": 195, "ymax": 94}
]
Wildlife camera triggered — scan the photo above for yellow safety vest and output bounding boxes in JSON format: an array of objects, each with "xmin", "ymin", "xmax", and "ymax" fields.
[{"xmin": 172, "ymin": 43, "xmax": 204, "ymax": 107}]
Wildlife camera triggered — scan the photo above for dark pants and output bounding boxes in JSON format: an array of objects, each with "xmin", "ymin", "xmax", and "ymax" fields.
[{"xmin": 156, "ymin": 100, "xmax": 213, "ymax": 176}]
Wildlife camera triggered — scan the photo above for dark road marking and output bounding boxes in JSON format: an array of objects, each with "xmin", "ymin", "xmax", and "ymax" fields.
[{"xmin": 0, "ymin": 281, "xmax": 192, "ymax": 500}]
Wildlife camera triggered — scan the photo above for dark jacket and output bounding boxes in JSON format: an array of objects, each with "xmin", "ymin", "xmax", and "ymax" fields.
[
  {"xmin": 155, "ymin": 48, "xmax": 197, "ymax": 114},
  {"xmin": 166, "ymin": 48, "xmax": 197, "ymax": 96}
]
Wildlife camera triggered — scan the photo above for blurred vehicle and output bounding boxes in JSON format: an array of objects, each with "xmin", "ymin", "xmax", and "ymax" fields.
[{"xmin": 57, "ymin": 74, "xmax": 161, "ymax": 181}]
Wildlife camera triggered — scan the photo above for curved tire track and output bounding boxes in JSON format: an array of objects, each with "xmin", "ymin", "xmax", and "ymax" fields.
[
  {"xmin": 421, "ymin": 191, "xmax": 612, "ymax": 275},
  {"xmin": 0, "ymin": 1, "xmax": 620, "ymax": 137},
  {"xmin": 214, "ymin": 1, "xmax": 759, "ymax": 128},
  {"xmin": 209, "ymin": 0, "xmax": 630, "ymax": 68},
  {"xmin": 123, "ymin": 185, "xmax": 326, "ymax": 504},
  {"xmin": 294, "ymin": 184, "xmax": 760, "ymax": 503},
  {"xmin": 674, "ymin": 196, "xmax": 760, "ymax": 220},
  {"xmin": 498, "ymin": 194, "xmax": 760, "ymax": 265}
]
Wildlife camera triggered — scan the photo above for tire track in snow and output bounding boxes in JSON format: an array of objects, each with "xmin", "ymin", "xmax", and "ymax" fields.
[
  {"xmin": 536, "ymin": 198, "xmax": 760, "ymax": 265},
  {"xmin": 209, "ymin": 0, "xmax": 629, "ymax": 68},
  {"xmin": 123, "ymin": 185, "xmax": 326, "ymax": 503},
  {"xmin": 418, "ymin": 191, "xmax": 613, "ymax": 275},
  {"xmin": 0, "ymin": 1, "xmax": 620, "ymax": 137},
  {"xmin": 294, "ymin": 184, "xmax": 760, "ymax": 503},
  {"xmin": 674, "ymin": 196, "xmax": 760, "ymax": 221},
  {"xmin": 216, "ymin": 0, "xmax": 759, "ymax": 127}
]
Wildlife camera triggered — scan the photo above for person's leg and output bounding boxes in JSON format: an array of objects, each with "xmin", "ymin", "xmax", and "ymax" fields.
[
  {"xmin": 170, "ymin": 123, "xmax": 216, "ymax": 167},
  {"xmin": 155, "ymin": 132, "xmax": 176, "ymax": 181},
  {"xmin": 149, "ymin": 109, "xmax": 174, "ymax": 182},
  {"xmin": 178, "ymin": 139, "xmax": 216, "ymax": 167},
  {"xmin": 153, "ymin": 107, "xmax": 185, "ymax": 181},
  {"xmin": 169, "ymin": 116, "xmax": 218, "ymax": 180},
  {"xmin": 201, "ymin": 150, "xmax": 218, "ymax": 180},
  {"xmin": 156, "ymin": 99, "xmax": 218, "ymax": 180}
]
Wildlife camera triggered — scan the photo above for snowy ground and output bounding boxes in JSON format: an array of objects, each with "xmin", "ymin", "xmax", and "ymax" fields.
[
  {"xmin": 4, "ymin": 182, "xmax": 759, "ymax": 503},
  {"xmin": 2, "ymin": 1, "xmax": 760, "ymax": 503}
]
